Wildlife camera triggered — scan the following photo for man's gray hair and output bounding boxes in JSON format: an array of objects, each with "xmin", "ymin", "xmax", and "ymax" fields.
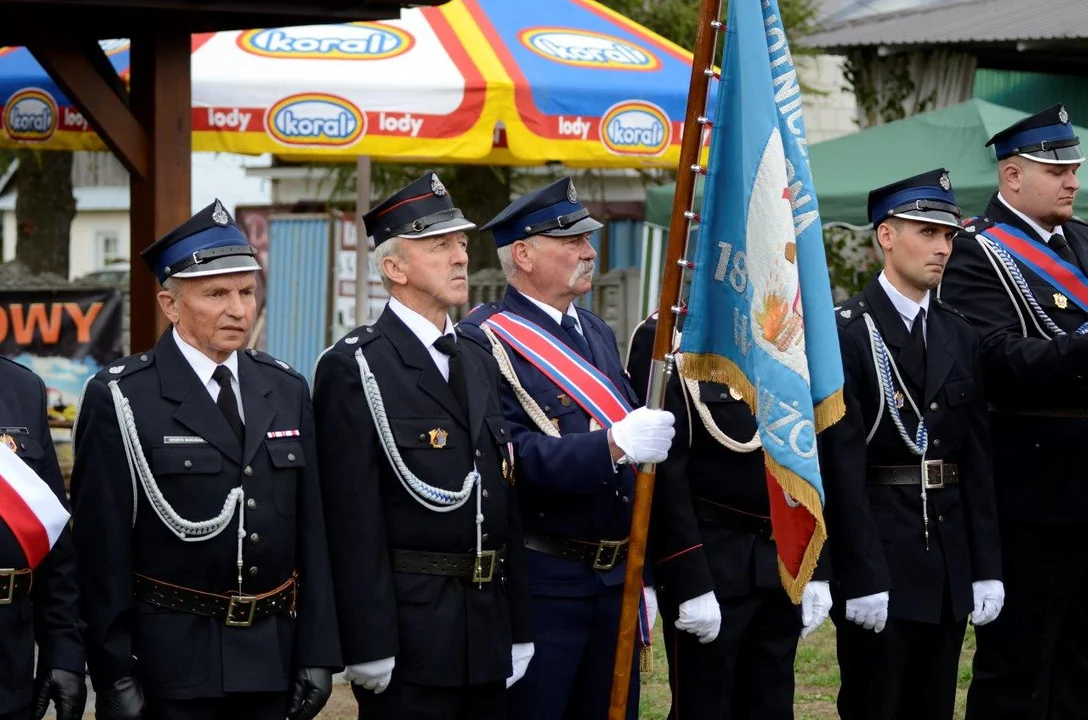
[
  {"xmin": 497, "ymin": 235, "xmax": 540, "ymax": 281},
  {"xmin": 161, "ymin": 276, "xmax": 179, "ymax": 294},
  {"xmin": 375, "ymin": 236, "xmax": 403, "ymax": 291}
]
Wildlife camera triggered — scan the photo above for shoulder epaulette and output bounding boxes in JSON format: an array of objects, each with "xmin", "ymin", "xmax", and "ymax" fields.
[
  {"xmin": 331, "ymin": 325, "xmax": 382, "ymax": 352},
  {"xmin": 960, "ymin": 215, "xmax": 993, "ymax": 235},
  {"xmin": 0, "ymin": 354, "xmax": 38, "ymax": 379},
  {"xmin": 96, "ymin": 349, "xmax": 156, "ymax": 381},
  {"xmin": 459, "ymin": 301, "xmax": 502, "ymax": 327},
  {"xmin": 244, "ymin": 348, "xmax": 306, "ymax": 381},
  {"xmin": 934, "ymin": 296, "xmax": 971, "ymax": 325},
  {"xmin": 834, "ymin": 296, "xmax": 866, "ymax": 328}
]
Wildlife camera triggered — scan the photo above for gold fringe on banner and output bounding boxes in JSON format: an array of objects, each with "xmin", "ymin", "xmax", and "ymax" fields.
[
  {"xmin": 640, "ymin": 645, "xmax": 654, "ymax": 673},
  {"xmin": 813, "ymin": 389, "xmax": 845, "ymax": 433},
  {"xmin": 765, "ymin": 453, "xmax": 828, "ymax": 604}
]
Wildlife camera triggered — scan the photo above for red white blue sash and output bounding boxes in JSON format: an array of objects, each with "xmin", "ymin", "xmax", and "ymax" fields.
[
  {"xmin": 483, "ymin": 311, "xmax": 632, "ymax": 427},
  {"xmin": 981, "ymin": 223, "xmax": 1088, "ymax": 313}
]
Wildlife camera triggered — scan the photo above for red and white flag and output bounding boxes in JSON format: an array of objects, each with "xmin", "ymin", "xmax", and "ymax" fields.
[{"xmin": 0, "ymin": 443, "xmax": 70, "ymax": 569}]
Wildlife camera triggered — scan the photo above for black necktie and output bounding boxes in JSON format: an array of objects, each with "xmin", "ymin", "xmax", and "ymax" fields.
[
  {"xmin": 560, "ymin": 314, "xmax": 593, "ymax": 361},
  {"xmin": 900, "ymin": 309, "xmax": 927, "ymax": 395},
  {"xmin": 433, "ymin": 335, "xmax": 469, "ymax": 416},
  {"xmin": 212, "ymin": 365, "xmax": 244, "ymax": 444},
  {"xmin": 1048, "ymin": 233, "xmax": 1079, "ymax": 266}
]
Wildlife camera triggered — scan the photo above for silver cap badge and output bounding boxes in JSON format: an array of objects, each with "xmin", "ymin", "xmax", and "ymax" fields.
[
  {"xmin": 431, "ymin": 173, "xmax": 446, "ymax": 196},
  {"xmin": 211, "ymin": 200, "xmax": 230, "ymax": 226},
  {"xmin": 567, "ymin": 180, "xmax": 578, "ymax": 204}
]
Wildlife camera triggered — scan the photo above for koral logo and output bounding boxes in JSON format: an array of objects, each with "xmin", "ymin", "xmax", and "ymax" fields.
[
  {"xmin": 520, "ymin": 28, "xmax": 658, "ymax": 70},
  {"xmin": 266, "ymin": 93, "xmax": 365, "ymax": 147},
  {"xmin": 99, "ymin": 39, "xmax": 130, "ymax": 56},
  {"xmin": 239, "ymin": 22, "xmax": 414, "ymax": 60},
  {"xmin": 3, "ymin": 88, "xmax": 59, "ymax": 142},
  {"xmin": 600, "ymin": 101, "xmax": 671, "ymax": 156}
]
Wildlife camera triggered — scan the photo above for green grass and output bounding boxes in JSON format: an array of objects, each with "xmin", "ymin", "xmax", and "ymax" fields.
[{"xmin": 637, "ymin": 623, "xmax": 976, "ymax": 719}]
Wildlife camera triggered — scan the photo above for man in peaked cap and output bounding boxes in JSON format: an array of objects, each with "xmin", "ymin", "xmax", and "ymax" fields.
[
  {"xmin": 940, "ymin": 104, "xmax": 1088, "ymax": 718},
  {"xmin": 313, "ymin": 171, "xmax": 534, "ymax": 720},
  {"xmin": 824, "ymin": 169, "xmax": 1002, "ymax": 719},
  {"xmin": 70, "ymin": 200, "xmax": 341, "ymax": 720},
  {"xmin": 458, "ymin": 177, "xmax": 676, "ymax": 720}
]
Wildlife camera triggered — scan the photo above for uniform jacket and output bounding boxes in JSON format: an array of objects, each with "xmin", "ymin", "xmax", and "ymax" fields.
[
  {"xmin": 70, "ymin": 331, "xmax": 341, "ymax": 699},
  {"xmin": 821, "ymin": 278, "xmax": 1001, "ymax": 624},
  {"xmin": 940, "ymin": 194, "xmax": 1088, "ymax": 524},
  {"xmin": 459, "ymin": 287, "xmax": 642, "ymax": 597},
  {"xmin": 312, "ymin": 307, "xmax": 532, "ymax": 687},
  {"xmin": 0, "ymin": 358, "xmax": 84, "ymax": 713},
  {"xmin": 626, "ymin": 316, "xmax": 828, "ymax": 608}
]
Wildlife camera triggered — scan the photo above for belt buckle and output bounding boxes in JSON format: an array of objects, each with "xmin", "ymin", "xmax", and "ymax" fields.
[
  {"xmin": 473, "ymin": 551, "xmax": 496, "ymax": 583},
  {"xmin": 593, "ymin": 540, "xmax": 624, "ymax": 571},
  {"xmin": 923, "ymin": 459, "xmax": 945, "ymax": 490},
  {"xmin": 226, "ymin": 595, "xmax": 257, "ymax": 627},
  {"xmin": 0, "ymin": 569, "xmax": 14, "ymax": 605}
]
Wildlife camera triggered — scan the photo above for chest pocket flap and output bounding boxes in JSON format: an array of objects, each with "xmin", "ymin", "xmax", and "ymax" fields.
[
  {"xmin": 6, "ymin": 434, "xmax": 45, "ymax": 461},
  {"xmin": 389, "ymin": 418, "xmax": 457, "ymax": 450},
  {"xmin": 698, "ymin": 382, "xmax": 744, "ymax": 406},
  {"xmin": 267, "ymin": 440, "xmax": 305, "ymax": 468},
  {"xmin": 151, "ymin": 446, "xmax": 222, "ymax": 475},
  {"xmin": 531, "ymin": 388, "xmax": 579, "ymax": 419}
]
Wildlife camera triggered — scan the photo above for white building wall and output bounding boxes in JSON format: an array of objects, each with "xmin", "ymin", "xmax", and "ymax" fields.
[
  {"xmin": 798, "ymin": 54, "xmax": 858, "ymax": 144},
  {"xmin": 0, "ymin": 208, "xmax": 130, "ymax": 280}
]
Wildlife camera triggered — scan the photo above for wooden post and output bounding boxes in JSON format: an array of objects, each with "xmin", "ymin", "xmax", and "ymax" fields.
[
  {"xmin": 355, "ymin": 156, "xmax": 372, "ymax": 325},
  {"xmin": 128, "ymin": 27, "xmax": 192, "ymax": 352}
]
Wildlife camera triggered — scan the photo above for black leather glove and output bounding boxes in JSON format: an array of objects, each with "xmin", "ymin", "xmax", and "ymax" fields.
[
  {"xmin": 96, "ymin": 676, "xmax": 144, "ymax": 720},
  {"xmin": 32, "ymin": 668, "xmax": 87, "ymax": 720},
  {"xmin": 287, "ymin": 667, "xmax": 332, "ymax": 720}
]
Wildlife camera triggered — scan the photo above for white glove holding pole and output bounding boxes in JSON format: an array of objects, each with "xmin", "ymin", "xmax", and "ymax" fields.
[
  {"xmin": 343, "ymin": 657, "xmax": 395, "ymax": 694},
  {"xmin": 675, "ymin": 591, "xmax": 721, "ymax": 644},
  {"xmin": 643, "ymin": 586, "xmax": 659, "ymax": 630},
  {"xmin": 506, "ymin": 643, "xmax": 535, "ymax": 688},
  {"xmin": 971, "ymin": 580, "xmax": 1005, "ymax": 626},
  {"xmin": 610, "ymin": 407, "xmax": 676, "ymax": 464},
  {"xmin": 845, "ymin": 591, "xmax": 889, "ymax": 634},
  {"xmin": 800, "ymin": 580, "xmax": 832, "ymax": 639}
]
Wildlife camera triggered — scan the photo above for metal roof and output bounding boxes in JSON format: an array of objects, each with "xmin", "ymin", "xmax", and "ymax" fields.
[{"xmin": 801, "ymin": 0, "xmax": 1088, "ymax": 51}]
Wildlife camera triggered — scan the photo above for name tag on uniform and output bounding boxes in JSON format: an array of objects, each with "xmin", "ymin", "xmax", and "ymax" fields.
[
  {"xmin": 267, "ymin": 429, "xmax": 301, "ymax": 439},
  {"xmin": 0, "ymin": 427, "xmax": 29, "ymax": 435},
  {"xmin": 163, "ymin": 436, "xmax": 208, "ymax": 445}
]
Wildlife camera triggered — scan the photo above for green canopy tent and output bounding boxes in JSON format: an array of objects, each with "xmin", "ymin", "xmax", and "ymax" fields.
[{"xmin": 636, "ymin": 99, "xmax": 1088, "ymax": 314}]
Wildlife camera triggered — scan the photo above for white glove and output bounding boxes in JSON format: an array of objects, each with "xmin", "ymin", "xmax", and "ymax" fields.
[
  {"xmin": 675, "ymin": 590, "xmax": 721, "ymax": 644},
  {"xmin": 506, "ymin": 643, "xmax": 535, "ymax": 688},
  {"xmin": 610, "ymin": 407, "xmax": 676, "ymax": 464},
  {"xmin": 643, "ymin": 586, "xmax": 659, "ymax": 630},
  {"xmin": 800, "ymin": 580, "xmax": 832, "ymax": 639},
  {"xmin": 971, "ymin": 580, "xmax": 1005, "ymax": 627},
  {"xmin": 343, "ymin": 656, "xmax": 395, "ymax": 694},
  {"xmin": 845, "ymin": 591, "xmax": 889, "ymax": 634}
]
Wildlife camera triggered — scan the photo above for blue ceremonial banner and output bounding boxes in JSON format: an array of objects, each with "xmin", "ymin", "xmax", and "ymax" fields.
[{"xmin": 678, "ymin": 0, "xmax": 845, "ymax": 601}]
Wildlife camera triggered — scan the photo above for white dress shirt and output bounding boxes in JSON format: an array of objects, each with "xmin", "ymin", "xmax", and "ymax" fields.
[
  {"xmin": 172, "ymin": 327, "xmax": 245, "ymax": 421},
  {"xmin": 878, "ymin": 271, "xmax": 929, "ymax": 344},
  {"xmin": 997, "ymin": 192, "xmax": 1064, "ymax": 242},
  {"xmin": 517, "ymin": 290, "xmax": 585, "ymax": 337},
  {"xmin": 387, "ymin": 296, "xmax": 457, "ymax": 381}
]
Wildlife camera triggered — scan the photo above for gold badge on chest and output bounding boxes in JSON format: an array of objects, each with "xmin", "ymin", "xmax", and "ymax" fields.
[
  {"xmin": 0, "ymin": 434, "xmax": 16, "ymax": 452},
  {"xmin": 1054, "ymin": 293, "xmax": 1069, "ymax": 310},
  {"xmin": 428, "ymin": 428, "xmax": 448, "ymax": 449}
]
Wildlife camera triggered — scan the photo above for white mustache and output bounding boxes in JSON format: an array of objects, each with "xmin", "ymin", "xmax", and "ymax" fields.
[{"xmin": 567, "ymin": 260, "xmax": 595, "ymax": 289}]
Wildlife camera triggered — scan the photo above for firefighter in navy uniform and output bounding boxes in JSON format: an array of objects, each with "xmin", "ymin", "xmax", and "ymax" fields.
[
  {"xmin": 625, "ymin": 314, "xmax": 832, "ymax": 720},
  {"xmin": 458, "ymin": 177, "xmax": 676, "ymax": 720},
  {"xmin": 823, "ymin": 170, "xmax": 1003, "ymax": 720},
  {"xmin": 0, "ymin": 359, "xmax": 86, "ymax": 720},
  {"xmin": 313, "ymin": 171, "xmax": 534, "ymax": 720},
  {"xmin": 939, "ymin": 104, "xmax": 1088, "ymax": 720},
  {"xmin": 70, "ymin": 200, "xmax": 341, "ymax": 720}
]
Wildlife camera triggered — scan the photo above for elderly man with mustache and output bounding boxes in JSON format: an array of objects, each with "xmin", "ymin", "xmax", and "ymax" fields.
[
  {"xmin": 314, "ymin": 171, "xmax": 534, "ymax": 720},
  {"xmin": 459, "ymin": 177, "xmax": 676, "ymax": 720}
]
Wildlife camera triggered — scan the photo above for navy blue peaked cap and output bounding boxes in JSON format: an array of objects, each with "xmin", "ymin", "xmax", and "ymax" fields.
[
  {"xmin": 479, "ymin": 176, "xmax": 603, "ymax": 247},
  {"xmin": 986, "ymin": 103, "xmax": 1084, "ymax": 164},
  {"xmin": 140, "ymin": 199, "xmax": 259, "ymax": 284},
  {"xmin": 363, "ymin": 170, "xmax": 475, "ymax": 246},
  {"xmin": 867, "ymin": 168, "xmax": 962, "ymax": 230}
]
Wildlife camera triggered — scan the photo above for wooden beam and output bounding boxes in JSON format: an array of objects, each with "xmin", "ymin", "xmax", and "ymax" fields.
[
  {"xmin": 128, "ymin": 27, "xmax": 192, "ymax": 352},
  {"xmin": 26, "ymin": 34, "xmax": 149, "ymax": 180}
]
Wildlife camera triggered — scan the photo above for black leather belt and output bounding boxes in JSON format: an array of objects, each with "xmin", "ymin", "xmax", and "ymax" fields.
[
  {"xmin": 523, "ymin": 533, "xmax": 628, "ymax": 571},
  {"xmin": 0, "ymin": 568, "xmax": 32, "ymax": 605},
  {"xmin": 693, "ymin": 497, "xmax": 773, "ymax": 540},
  {"xmin": 868, "ymin": 461, "xmax": 959, "ymax": 489},
  {"xmin": 133, "ymin": 573, "xmax": 297, "ymax": 627},
  {"xmin": 390, "ymin": 547, "xmax": 506, "ymax": 583}
]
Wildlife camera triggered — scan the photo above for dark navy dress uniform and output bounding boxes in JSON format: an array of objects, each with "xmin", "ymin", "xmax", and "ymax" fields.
[
  {"xmin": 822, "ymin": 171, "xmax": 1002, "ymax": 720},
  {"xmin": 313, "ymin": 172, "xmax": 533, "ymax": 720},
  {"xmin": 939, "ymin": 105, "xmax": 1088, "ymax": 719},
  {"xmin": 0, "ymin": 358, "xmax": 85, "ymax": 720},
  {"xmin": 458, "ymin": 177, "xmax": 644, "ymax": 720},
  {"xmin": 70, "ymin": 201, "xmax": 341, "ymax": 719},
  {"xmin": 626, "ymin": 314, "xmax": 823, "ymax": 720}
]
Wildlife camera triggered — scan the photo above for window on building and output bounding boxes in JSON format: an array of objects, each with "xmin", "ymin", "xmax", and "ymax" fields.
[{"xmin": 94, "ymin": 229, "xmax": 122, "ymax": 268}]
